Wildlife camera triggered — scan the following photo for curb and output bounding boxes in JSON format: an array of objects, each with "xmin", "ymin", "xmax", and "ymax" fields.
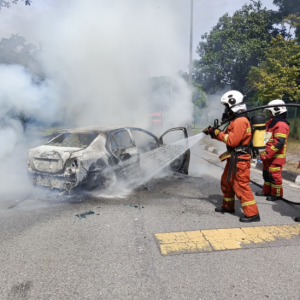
[{"xmin": 201, "ymin": 145, "xmax": 300, "ymax": 185}]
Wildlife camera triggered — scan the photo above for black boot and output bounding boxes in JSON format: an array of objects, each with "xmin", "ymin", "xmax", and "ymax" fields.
[
  {"xmin": 295, "ymin": 217, "xmax": 300, "ymax": 222},
  {"xmin": 239, "ymin": 214, "xmax": 260, "ymax": 223},
  {"xmin": 255, "ymin": 191, "xmax": 268, "ymax": 197},
  {"xmin": 215, "ymin": 207, "xmax": 235, "ymax": 214},
  {"xmin": 266, "ymin": 195, "xmax": 282, "ymax": 201}
]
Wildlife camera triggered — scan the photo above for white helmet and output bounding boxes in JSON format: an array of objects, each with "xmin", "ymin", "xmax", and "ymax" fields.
[
  {"xmin": 221, "ymin": 90, "xmax": 246, "ymax": 113},
  {"xmin": 264, "ymin": 99, "xmax": 287, "ymax": 116}
]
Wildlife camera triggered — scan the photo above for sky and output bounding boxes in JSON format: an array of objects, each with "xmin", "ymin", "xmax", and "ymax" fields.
[{"xmin": 0, "ymin": 0, "xmax": 278, "ymax": 73}]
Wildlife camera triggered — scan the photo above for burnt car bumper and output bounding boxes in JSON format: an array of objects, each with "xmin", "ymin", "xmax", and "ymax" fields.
[{"xmin": 27, "ymin": 169, "xmax": 78, "ymax": 191}]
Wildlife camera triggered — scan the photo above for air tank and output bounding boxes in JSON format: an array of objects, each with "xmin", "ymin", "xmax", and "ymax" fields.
[{"xmin": 251, "ymin": 114, "xmax": 266, "ymax": 156}]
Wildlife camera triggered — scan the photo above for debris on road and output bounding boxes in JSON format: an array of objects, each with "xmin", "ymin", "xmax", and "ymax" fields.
[
  {"xmin": 75, "ymin": 211, "xmax": 95, "ymax": 219},
  {"xmin": 125, "ymin": 204, "xmax": 139, "ymax": 208}
]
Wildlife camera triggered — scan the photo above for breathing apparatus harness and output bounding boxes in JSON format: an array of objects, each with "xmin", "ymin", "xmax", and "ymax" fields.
[{"xmin": 219, "ymin": 104, "xmax": 253, "ymax": 182}]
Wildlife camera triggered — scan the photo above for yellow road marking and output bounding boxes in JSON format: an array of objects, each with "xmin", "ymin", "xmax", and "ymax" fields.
[{"xmin": 155, "ymin": 224, "xmax": 300, "ymax": 255}]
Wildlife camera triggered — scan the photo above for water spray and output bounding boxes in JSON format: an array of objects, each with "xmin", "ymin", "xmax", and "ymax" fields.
[{"xmin": 93, "ymin": 133, "xmax": 206, "ymax": 197}]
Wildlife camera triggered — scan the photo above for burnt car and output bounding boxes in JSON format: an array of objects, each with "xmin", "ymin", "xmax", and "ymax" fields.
[{"xmin": 27, "ymin": 126, "xmax": 190, "ymax": 192}]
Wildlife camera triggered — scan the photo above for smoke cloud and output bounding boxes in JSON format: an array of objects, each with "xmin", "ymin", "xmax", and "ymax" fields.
[{"xmin": 0, "ymin": 0, "xmax": 193, "ymax": 200}]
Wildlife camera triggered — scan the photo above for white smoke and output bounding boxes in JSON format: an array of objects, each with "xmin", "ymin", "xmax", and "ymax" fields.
[{"xmin": 0, "ymin": 0, "xmax": 193, "ymax": 200}]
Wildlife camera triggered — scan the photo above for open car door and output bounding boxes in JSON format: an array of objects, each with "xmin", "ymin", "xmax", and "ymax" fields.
[{"xmin": 158, "ymin": 127, "xmax": 190, "ymax": 174}]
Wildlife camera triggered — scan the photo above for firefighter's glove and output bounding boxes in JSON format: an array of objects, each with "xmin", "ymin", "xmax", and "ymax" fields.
[
  {"xmin": 202, "ymin": 126, "xmax": 212, "ymax": 135},
  {"xmin": 214, "ymin": 129, "xmax": 221, "ymax": 137}
]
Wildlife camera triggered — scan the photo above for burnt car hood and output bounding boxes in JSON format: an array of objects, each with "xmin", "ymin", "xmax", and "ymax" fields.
[{"xmin": 28, "ymin": 145, "xmax": 83, "ymax": 174}]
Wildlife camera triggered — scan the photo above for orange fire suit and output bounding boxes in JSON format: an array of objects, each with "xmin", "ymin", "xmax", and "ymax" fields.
[
  {"xmin": 261, "ymin": 118, "xmax": 290, "ymax": 197},
  {"xmin": 215, "ymin": 116, "xmax": 259, "ymax": 217}
]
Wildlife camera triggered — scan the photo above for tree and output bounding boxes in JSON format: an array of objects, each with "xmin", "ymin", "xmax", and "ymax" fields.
[
  {"xmin": 247, "ymin": 15, "xmax": 300, "ymax": 137},
  {"xmin": 273, "ymin": 0, "xmax": 300, "ymax": 18},
  {"xmin": 0, "ymin": 0, "xmax": 31, "ymax": 10},
  {"xmin": 247, "ymin": 35, "xmax": 300, "ymax": 101},
  {"xmin": 192, "ymin": 83, "xmax": 208, "ymax": 110},
  {"xmin": 178, "ymin": 70, "xmax": 208, "ymax": 110},
  {"xmin": 178, "ymin": 70, "xmax": 208, "ymax": 127},
  {"xmin": 247, "ymin": 15, "xmax": 300, "ymax": 101},
  {"xmin": 194, "ymin": 0, "xmax": 276, "ymax": 94},
  {"xmin": 0, "ymin": 34, "xmax": 42, "ymax": 78},
  {"xmin": 273, "ymin": 0, "xmax": 300, "ymax": 40}
]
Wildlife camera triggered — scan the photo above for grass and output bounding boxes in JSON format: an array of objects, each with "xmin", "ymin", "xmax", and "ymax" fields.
[
  {"xmin": 285, "ymin": 138, "xmax": 300, "ymax": 174},
  {"xmin": 284, "ymin": 161, "xmax": 300, "ymax": 174},
  {"xmin": 191, "ymin": 125, "xmax": 204, "ymax": 135},
  {"xmin": 191, "ymin": 128, "xmax": 202, "ymax": 135},
  {"xmin": 287, "ymin": 118, "xmax": 300, "ymax": 140},
  {"xmin": 286, "ymin": 138, "xmax": 300, "ymax": 153}
]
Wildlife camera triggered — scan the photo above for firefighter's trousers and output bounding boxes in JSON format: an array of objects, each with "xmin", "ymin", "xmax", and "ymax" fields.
[
  {"xmin": 262, "ymin": 160, "xmax": 283, "ymax": 197},
  {"xmin": 221, "ymin": 160, "xmax": 259, "ymax": 217}
]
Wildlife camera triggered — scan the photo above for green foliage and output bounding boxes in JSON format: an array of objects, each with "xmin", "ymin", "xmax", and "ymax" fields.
[
  {"xmin": 0, "ymin": 0, "xmax": 31, "ymax": 10},
  {"xmin": 274, "ymin": 0, "xmax": 300, "ymax": 16},
  {"xmin": 0, "ymin": 34, "xmax": 43, "ymax": 78},
  {"xmin": 273, "ymin": 0, "xmax": 300, "ymax": 40},
  {"xmin": 192, "ymin": 83, "xmax": 208, "ymax": 111},
  {"xmin": 178, "ymin": 71, "xmax": 208, "ymax": 111},
  {"xmin": 194, "ymin": 0, "xmax": 275, "ymax": 94},
  {"xmin": 247, "ymin": 16, "xmax": 300, "ymax": 102}
]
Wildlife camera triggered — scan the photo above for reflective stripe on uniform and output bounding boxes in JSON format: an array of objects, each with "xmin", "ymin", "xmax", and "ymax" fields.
[
  {"xmin": 269, "ymin": 167, "xmax": 281, "ymax": 171},
  {"xmin": 271, "ymin": 184, "xmax": 282, "ymax": 188},
  {"xmin": 223, "ymin": 197, "xmax": 235, "ymax": 202},
  {"xmin": 271, "ymin": 184, "xmax": 282, "ymax": 197},
  {"xmin": 271, "ymin": 146, "xmax": 279, "ymax": 152},
  {"xmin": 219, "ymin": 151, "xmax": 231, "ymax": 161},
  {"xmin": 274, "ymin": 133, "xmax": 287, "ymax": 138},
  {"xmin": 224, "ymin": 134, "xmax": 229, "ymax": 143},
  {"xmin": 269, "ymin": 139, "xmax": 274, "ymax": 142},
  {"xmin": 274, "ymin": 143, "xmax": 287, "ymax": 158},
  {"xmin": 241, "ymin": 200, "xmax": 256, "ymax": 207},
  {"xmin": 274, "ymin": 154, "xmax": 286, "ymax": 158},
  {"xmin": 264, "ymin": 182, "xmax": 271, "ymax": 186},
  {"xmin": 246, "ymin": 128, "xmax": 251, "ymax": 133}
]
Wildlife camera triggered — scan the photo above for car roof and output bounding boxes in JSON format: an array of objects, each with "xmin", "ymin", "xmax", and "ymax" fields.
[{"xmin": 60, "ymin": 125, "xmax": 126, "ymax": 135}]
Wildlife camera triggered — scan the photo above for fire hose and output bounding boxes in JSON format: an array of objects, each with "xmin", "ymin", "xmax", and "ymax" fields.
[
  {"xmin": 214, "ymin": 103, "xmax": 300, "ymax": 129},
  {"xmin": 197, "ymin": 150, "xmax": 300, "ymax": 206}
]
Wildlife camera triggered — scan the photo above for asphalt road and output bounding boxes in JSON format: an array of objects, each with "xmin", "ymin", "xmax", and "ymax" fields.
[{"xmin": 1, "ymin": 141, "xmax": 300, "ymax": 300}]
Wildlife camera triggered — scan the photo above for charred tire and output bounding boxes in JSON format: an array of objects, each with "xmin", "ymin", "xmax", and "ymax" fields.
[{"xmin": 85, "ymin": 169, "xmax": 117, "ymax": 191}]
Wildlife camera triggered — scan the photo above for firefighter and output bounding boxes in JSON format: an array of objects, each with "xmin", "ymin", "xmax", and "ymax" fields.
[
  {"xmin": 203, "ymin": 90, "xmax": 260, "ymax": 222},
  {"xmin": 255, "ymin": 100, "xmax": 290, "ymax": 201}
]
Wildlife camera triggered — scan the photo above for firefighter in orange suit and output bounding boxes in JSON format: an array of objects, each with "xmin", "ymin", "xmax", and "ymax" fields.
[
  {"xmin": 255, "ymin": 100, "xmax": 290, "ymax": 201},
  {"xmin": 203, "ymin": 90, "xmax": 260, "ymax": 222}
]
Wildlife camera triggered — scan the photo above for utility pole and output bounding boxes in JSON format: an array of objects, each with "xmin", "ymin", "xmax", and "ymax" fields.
[
  {"xmin": 189, "ymin": 0, "xmax": 194, "ymax": 130},
  {"xmin": 189, "ymin": 0, "xmax": 193, "ymax": 88}
]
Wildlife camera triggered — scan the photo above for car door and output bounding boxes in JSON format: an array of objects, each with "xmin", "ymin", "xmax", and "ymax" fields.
[
  {"xmin": 128, "ymin": 127, "xmax": 159, "ymax": 171},
  {"xmin": 107, "ymin": 129, "xmax": 139, "ymax": 179},
  {"xmin": 158, "ymin": 127, "xmax": 190, "ymax": 174}
]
